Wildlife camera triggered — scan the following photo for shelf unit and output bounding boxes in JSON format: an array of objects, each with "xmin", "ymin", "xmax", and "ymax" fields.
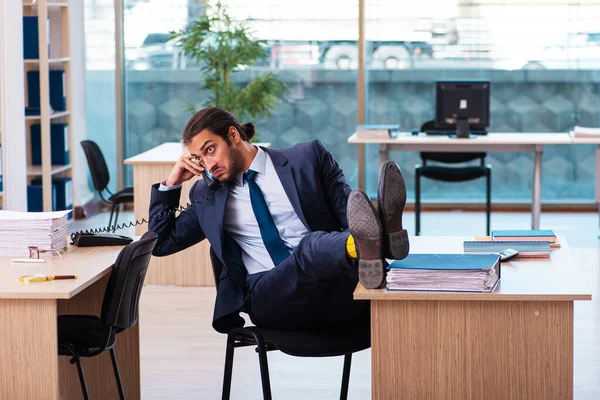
[
  {"xmin": 0, "ymin": 80, "xmax": 3, "ymax": 206},
  {"xmin": 23, "ymin": 0, "xmax": 72, "ymax": 211},
  {"xmin": 25, "ymin": 110, "xmax": 71, "ymax": 120},
  {"xmin": 0, "ymin": 0, "xmax": 28, "ymax": 211}
]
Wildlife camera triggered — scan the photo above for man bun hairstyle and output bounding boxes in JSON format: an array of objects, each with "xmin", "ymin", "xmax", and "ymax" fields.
[
  {"xmin": 182, "ymin": 107, "xmax": 255, "ymax": 145},
  {"xmin": 240, "ymin": 122, "xmax": 256, "ymax": 141}
]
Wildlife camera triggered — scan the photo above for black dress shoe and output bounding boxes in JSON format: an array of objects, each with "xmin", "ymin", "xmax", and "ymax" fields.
[
  {"xmin": 347, "ymin": 190, "xmax": 385, "ymax": 289},
  {"xmin": 377, "ymin": 161, "xmax": 410, "ymax": 260}
]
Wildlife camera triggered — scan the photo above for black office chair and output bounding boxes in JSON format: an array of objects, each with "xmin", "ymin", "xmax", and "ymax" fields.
[
  {"xmin": 81, "ymin": 140, "xmax": 134, "ymax": 230},
  {"xmin": 57, "ymin": 231, "xmax": 158, "ymax": 400},
  {"xmin": 415, "ymin": 121, "xmax": 491, "ymax": 236},
  {"xmin": 210, "ymin": 249, "xmax": 371, "ymax": 400}
]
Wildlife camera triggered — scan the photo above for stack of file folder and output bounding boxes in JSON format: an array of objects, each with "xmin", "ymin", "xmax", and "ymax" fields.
[
  {"xmin": 463, "ymin": 240, "xmax": 551, "ymax": 258},
  {"xmin": 386, "ymin": 254, "xmax": 500, "ymax": 292},
  {"xmin": 491, "ymin": 229, "xmax": 559, "ymax": 248},
  {"xmin": 0, "ymin": 210, "xmax": 70, "ymax": 256}
]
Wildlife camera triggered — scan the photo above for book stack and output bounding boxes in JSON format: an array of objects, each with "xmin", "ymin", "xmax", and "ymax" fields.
[
  {"xmin": 463, "ymin": 240, "xmax": 551, "ymax": 258},
  {"xmin": 491, "ymin": 229, "xmax": 559, "ymax": 248},
  {"xmin": 355, "ymin": 124, "xmax": 399, "ymax": 139},
  {"xmin": 0, "ymin": 210, "xmax": 70, "ymax": 256},
  {"xmin": 570, "ymin": 125, "xmax": 600, "ymax": 138},
  {"xmin": 386, "ymin": 254, "xmax": 500, "ymax": 292}
]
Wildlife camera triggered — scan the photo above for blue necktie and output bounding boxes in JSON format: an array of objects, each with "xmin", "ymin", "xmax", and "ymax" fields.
[{"xmin": 244, "ymin": 169, "xmax": 290, "ymax": 266}]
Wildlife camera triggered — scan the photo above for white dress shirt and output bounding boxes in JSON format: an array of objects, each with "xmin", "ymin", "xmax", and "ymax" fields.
[{"xmin": 159, "ymin": 146, "xmax": 309, "ymax": 274}]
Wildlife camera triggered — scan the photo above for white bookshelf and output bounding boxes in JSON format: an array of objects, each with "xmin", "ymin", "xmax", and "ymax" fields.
[
  {"xmin": 0, "ymin": 0, "xmax": 28, "ymax": 211},
  {"xmin": 23, "ymin": 1, "xmax": 68, "ymax": 7},
  {"xmin": 0, "ymin": 0, "xmax": 88, "ymax": 212},
  {"xmin": 23, "ymin": 0, "xmax": 72, "ymax": 211},
  {"xmin": 25, "ymin": 110, "xmax": 71, "ymax": 120},
  {"xmin": 27, "ymin": 164, "xmax": 72, "ymax": 177},
  {"xmin": 24, "ymin": 56, "xmax": 70, "ymax": 64}
]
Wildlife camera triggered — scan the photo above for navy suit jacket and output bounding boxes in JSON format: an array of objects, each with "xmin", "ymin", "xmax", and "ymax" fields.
[{"xmin": 148, "ymin": 140, "xmax": 352, "ymax": 333}]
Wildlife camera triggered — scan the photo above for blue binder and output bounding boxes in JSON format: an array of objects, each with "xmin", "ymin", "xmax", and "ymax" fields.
[
  {"xmin": 30, "ymin": 123, "xmax": 70, "ymax": 165},
  {"xmin": 27, "ymin": 184, "xmax": 58, "ymax": 212},
  {"xmin": 23, "ymin": 16, "xmax": 39, "ymax": 59},
  {"xmin": 388, "ymin": 254, "xmax": 500, "ymax": 271},
  {"xmin": 31, "ymin": 177, "xmax": 72, "ymax": 216},
  {"xmin": 27, "ymin": 70, "xmax": 67, "ymax": 111}
]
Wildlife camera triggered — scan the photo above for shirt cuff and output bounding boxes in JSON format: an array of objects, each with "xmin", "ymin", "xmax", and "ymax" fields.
[{"xmin": 158, "ymin": 180, "xmax": 182, "ymax": 191}]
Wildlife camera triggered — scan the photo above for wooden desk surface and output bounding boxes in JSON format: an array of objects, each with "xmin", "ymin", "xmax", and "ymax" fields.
[
  {"xmin": 347, "ymin": 132, "xmax": 572, "ymax": 145},
  {"xmin": 354, "ymin": 236, "xmax": 592, "ymax": 301},
  {"xmin": 124, "ymin": 142, "xmax": 272, "ymax": 165},
  {"xmin": 0, "ymin": 244, "xmax": 124, "ymax": 299}
]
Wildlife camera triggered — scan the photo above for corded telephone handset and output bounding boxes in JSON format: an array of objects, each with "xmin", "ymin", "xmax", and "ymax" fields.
[
  {"xmin": 201, "ymin": 168, "xmax": 224, "ymax": 192},
  {"xmin": 70, "ymin": 170, "xmax": 223, "ymax": 246}
]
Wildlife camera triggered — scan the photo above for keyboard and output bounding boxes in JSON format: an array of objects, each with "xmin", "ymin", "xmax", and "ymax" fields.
[{"xmin": 425, "ymin": 130, "xmax": 488, "ymax": 136}]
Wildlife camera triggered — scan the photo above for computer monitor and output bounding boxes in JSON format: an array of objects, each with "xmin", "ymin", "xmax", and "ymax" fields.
[{"xmin": 435, "ymin": 80, "xmax": 490, "ymax": 138}]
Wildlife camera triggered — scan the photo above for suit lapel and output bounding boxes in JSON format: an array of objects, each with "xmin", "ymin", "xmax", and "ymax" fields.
[{"xmin": 264, "ymin": 147, "xmax": 310, "ymax": 230}]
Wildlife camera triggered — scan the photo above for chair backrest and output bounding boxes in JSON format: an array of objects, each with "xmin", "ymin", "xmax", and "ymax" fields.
[
  {"xmin": 419, "ymin": 120, "xmax": 486, "ymax": 164},
  {"xmin": 80, "ymin": 140, "xmax": 111, "ymax": 193},
  {"xmin": 101, "ymin": 231, "xmax": 158, "ymax": 331}
]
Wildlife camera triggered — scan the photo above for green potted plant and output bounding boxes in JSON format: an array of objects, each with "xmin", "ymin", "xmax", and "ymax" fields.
[{"xmin": 170, "ymin": 1, "xmax": 285, "ymax": 129}]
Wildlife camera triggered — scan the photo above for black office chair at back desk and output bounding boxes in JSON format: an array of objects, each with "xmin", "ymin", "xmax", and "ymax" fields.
[
  {"xmin": 57, "ymin": 231, "xmax": 158, "ymax": 400},
  {"xmin": 416, "ymin": 121, "xmax": 492, "ymax": 235},
  {"xmin": 209, "ymin": 248, "xmax": 371, "ymax": 400},
  {"xmin": 81, "ymin": 140, "xmax": 134, "ymax": 229}
]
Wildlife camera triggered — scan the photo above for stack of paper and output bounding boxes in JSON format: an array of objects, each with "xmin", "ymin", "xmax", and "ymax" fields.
[
  {"xmin": 0, "ymin": 210, "xmax": 70, "ymax": 256},
  {"xmin": 386, "ymin": 254, "xmax": 500, "ymax": 292},
  {"xmin": 571, "ymin": 126, "xmax": 600, "ymax": 137}
]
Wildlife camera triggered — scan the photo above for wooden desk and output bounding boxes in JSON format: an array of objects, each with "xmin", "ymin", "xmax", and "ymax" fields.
[
  {"xmin": 355, "ymin": 236, "xmax": 591, "ymax": 400},
  {"xmin": 0, "ymin": 245, "xmax": 140, "ymax": 400},
  {"xmin": 348, "ymin": 132, "xmax": 573, "ymax": 230},
  {"xmin": 125, "ymin": 143, "xmax": 213, "ymax": 286}
]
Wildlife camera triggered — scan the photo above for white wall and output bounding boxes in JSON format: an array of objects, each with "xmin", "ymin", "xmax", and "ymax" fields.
[{"xmin": 0, "ymin": 0, "xmax": 27, "ymax": 211}]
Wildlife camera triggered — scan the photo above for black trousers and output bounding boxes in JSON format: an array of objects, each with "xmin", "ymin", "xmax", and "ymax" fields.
[{"xmin": 245, "ymin": 230, "xmax": 370, "ymax": 333}]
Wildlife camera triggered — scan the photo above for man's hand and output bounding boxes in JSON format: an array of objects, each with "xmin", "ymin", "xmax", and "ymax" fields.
[{"xmin": 165, "ymin": 155, "xmax": 205, "ymax": 187}]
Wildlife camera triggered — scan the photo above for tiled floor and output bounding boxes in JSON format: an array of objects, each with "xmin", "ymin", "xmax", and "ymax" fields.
[{"xmin": 70, "ymin": 210, "xmax": 600, "ymax": 399}]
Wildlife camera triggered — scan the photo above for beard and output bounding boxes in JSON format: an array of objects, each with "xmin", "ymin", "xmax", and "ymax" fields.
[{"xmin": 223, "ymin": 145, "xmax": 245, "ymax": 184}]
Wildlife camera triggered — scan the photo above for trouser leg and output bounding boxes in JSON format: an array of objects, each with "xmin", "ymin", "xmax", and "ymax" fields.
[{"xmin": 246, "ymin": 230, "xmax": 369, "ymax": 332}]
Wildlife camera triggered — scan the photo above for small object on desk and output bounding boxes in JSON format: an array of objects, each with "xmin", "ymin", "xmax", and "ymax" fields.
[
  {"xmin": 11, "ymin": 258, "xmax": 46, "ymax": 263},
  {"xmin": 71, "ymin": 232, "xmax": 133, "ymax": 247},
  {"xmin": 498, "ymin": 248, "xmax": 519, "ymax": 261},
  {"xmin": 19, "ymin": 274, "xmax": 78, "ymax": 283},
  {"xmin": 463, "ymin": 240, "xmax": 550, "ymax": 258},
  {"xmin": 355, "ymin": 124, "xmax": 399, "ymax": 139},
  {"xmin": 491, "ymin": 229, "xmax": 559, "ymax": 247},
  {"xmin": 410, "ymin": 129, "xmax": 419, "ymax": 136},
  {"xmin": 571, "ymin": 125, "xmax": 600, "ymax": 137}
]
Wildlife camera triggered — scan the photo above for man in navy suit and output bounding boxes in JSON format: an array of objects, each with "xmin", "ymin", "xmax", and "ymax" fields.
[{"xmin": 148, "ymin": 107, "xmax": 409, "ymax": 333}]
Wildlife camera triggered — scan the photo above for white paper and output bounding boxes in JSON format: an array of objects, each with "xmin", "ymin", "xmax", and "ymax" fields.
[
  {"xmin": 573, "ymin": 125, "xmax": 600, "ymax": 136},
  {"xmin": 0, "ymin": 209, "xmax": 71, "ymax": 220},
  {"xmin": 0, "ymin": 210, "xmax": 69, "ymax": 256}
]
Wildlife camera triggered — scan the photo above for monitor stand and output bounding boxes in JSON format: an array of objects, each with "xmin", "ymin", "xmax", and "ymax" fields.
[{"xmin": 449, "ymin": 119, "xmax": 476, "ymax": 139}]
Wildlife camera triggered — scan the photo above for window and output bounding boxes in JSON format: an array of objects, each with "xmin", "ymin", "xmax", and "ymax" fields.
[
  {"xmin": 364, "ymin": 0, "xmax": 600, "ymax": 203},
  {"xmin": 121, "ymin": 0, "xmax": 360, "ymax": 188}
]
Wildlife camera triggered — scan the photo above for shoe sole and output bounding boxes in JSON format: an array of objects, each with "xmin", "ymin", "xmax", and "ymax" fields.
[
  {"xmin": 377, "ymin": 161, "xmax": 410, "ymax": 260},
  {"xmin": 347, "ymin": 190, "xmax": 385, "ymax": 289}
]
